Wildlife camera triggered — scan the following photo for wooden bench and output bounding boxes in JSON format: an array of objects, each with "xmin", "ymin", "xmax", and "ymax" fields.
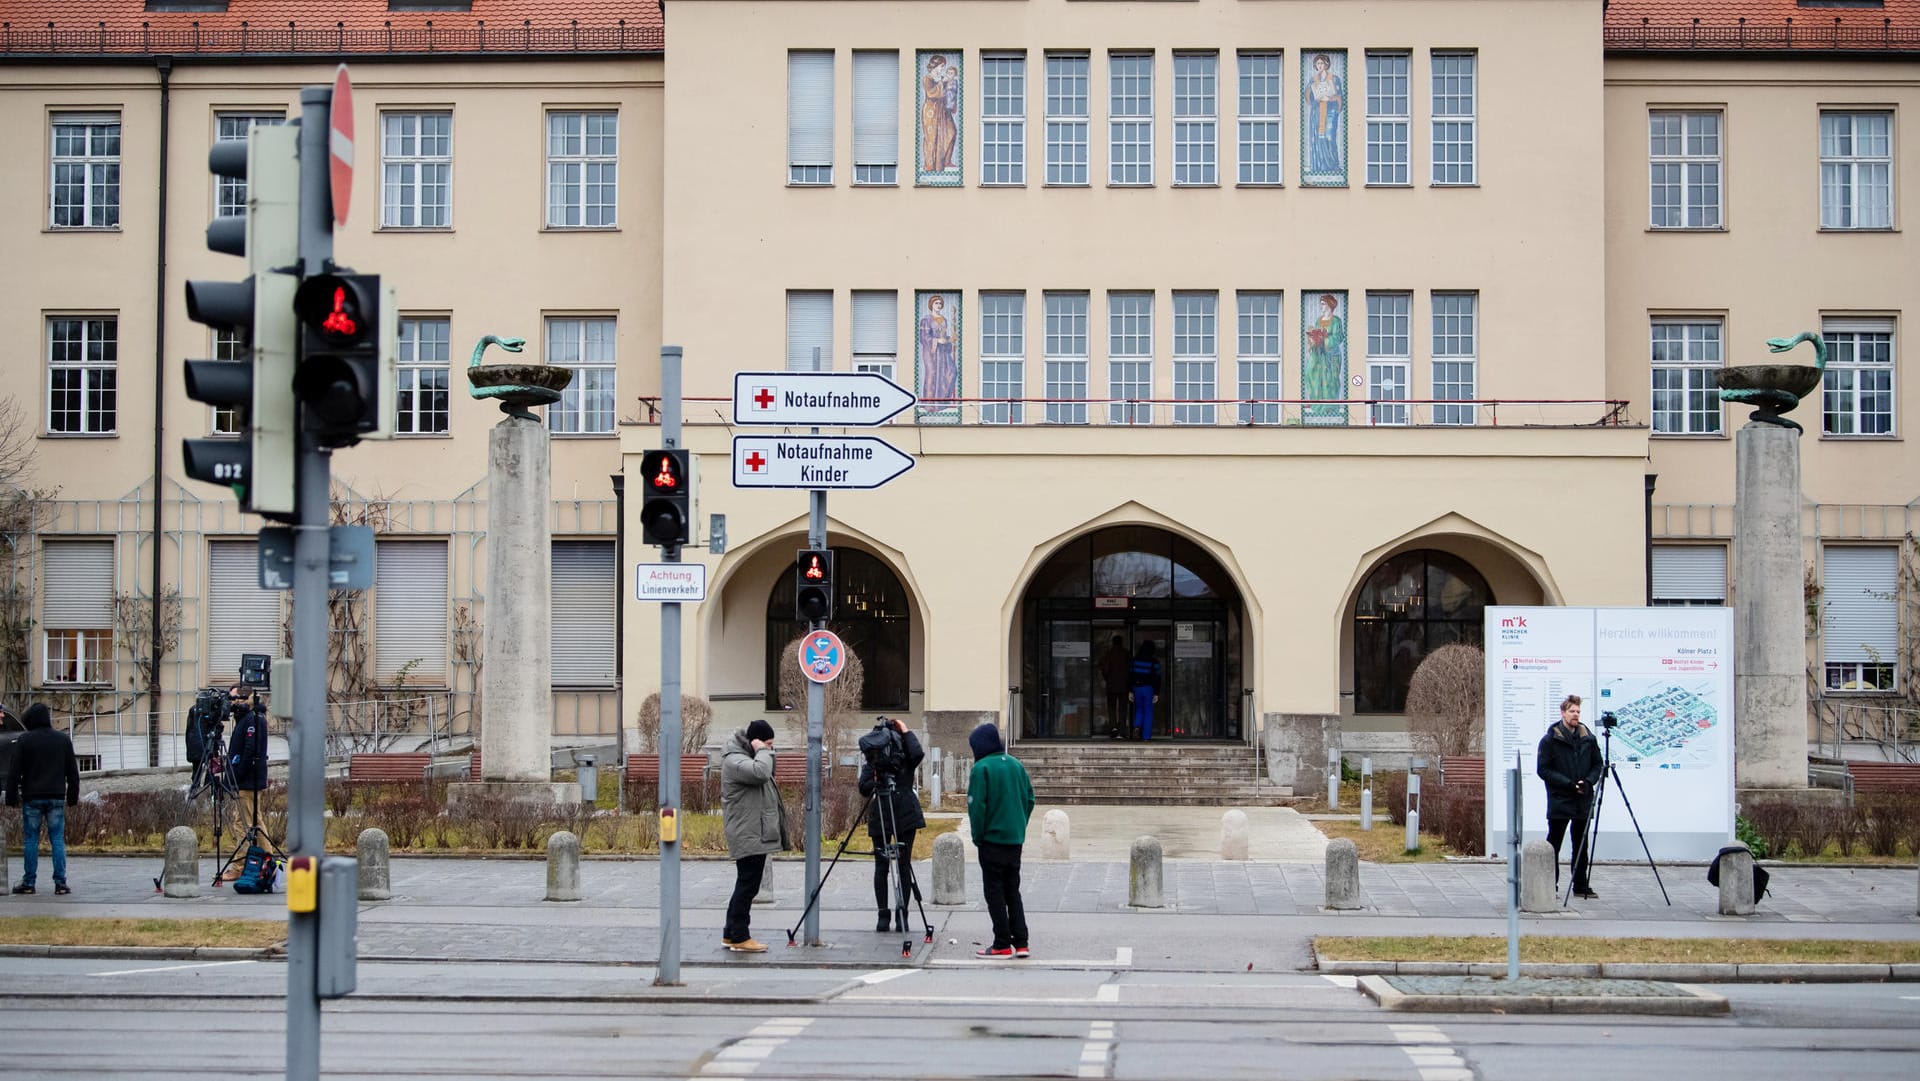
[
  {"xmin": 468, "ymin": 751, "xmax": 481, "ymax": 780},
  {"xmin": 773, "ymin": 754, "xmax": 809, "ymax": 785},
  {"xmin": 1438, "ymin": 756, "xmax": 1486, "ymax": 789},
  {"xmin": 1846, "ymin": 761, "xmax": 1920, "ymax": 802},
  {"xmin": 625, "ymin": 753, "xmax": 712, "ymax": 785},
  {"xmin": 346, "ymin": 752, "xmax": 432, "ymax": 785}
]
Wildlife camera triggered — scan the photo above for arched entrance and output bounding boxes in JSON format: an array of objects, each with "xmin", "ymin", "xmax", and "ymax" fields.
[
  {"xmin": 764, "ymin": 547, "xmax": 911, "ymax": 710},
  {"xmin": 1019, "ymin": 526, "xmax": 1244, "ymax": 741},
  {"xmin": 1352, "ymin": 549, "xmax": 1494, "ymax": 714}
]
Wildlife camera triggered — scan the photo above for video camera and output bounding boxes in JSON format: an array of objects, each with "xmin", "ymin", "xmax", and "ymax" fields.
[
  {"xmin": 858, "ymin": 719, "xmax": 909, "ymax": 777},
  {"xmin": 1599, "ymin": 710, "xmax": 1619, "ymax": 729}
]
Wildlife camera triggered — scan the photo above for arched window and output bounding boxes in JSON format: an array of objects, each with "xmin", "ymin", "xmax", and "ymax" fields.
[
  {"xmin": 766, "ymin": 548, "xmax": 910, "ymax": 710},
  {"xmin": 1353, "ymin": 549, "xmax": 1492, "ymax": 714}
]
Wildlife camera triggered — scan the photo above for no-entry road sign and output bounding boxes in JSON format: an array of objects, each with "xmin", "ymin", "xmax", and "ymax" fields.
[
  {"xmin": 733, "ymin": 371, "xmax": 915, "ymax": 427},
  {"xmin": 732, "ymin": 435, "xmax": 914, "ymax": 490}
]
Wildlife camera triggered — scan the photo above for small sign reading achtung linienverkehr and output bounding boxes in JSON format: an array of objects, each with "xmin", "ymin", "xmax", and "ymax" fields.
[{"xmin": 634, "ymin": 562, "xmax": 707, "ymax": 602}]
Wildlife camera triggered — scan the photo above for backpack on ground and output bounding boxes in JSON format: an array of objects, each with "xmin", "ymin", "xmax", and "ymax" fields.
[
  {"xmin": 231, "ymin": 846, "xmax": 278, "ymax": 894},
  {"xmin": 1706, "ymin": 844, "xmax": 1770, "ymax": 900}
]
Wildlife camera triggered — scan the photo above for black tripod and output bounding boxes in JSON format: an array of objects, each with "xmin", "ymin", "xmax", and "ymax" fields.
[
  {"xmin": 1567, "ymin": 719, "xmax": 1670, "ymax": 907},
  {"xmin": 213, "ymin": 786, "xmax": 287, "ymax": 886},
  {"xmin": 787, "ymin": 777, "xmax": 934, "ymax": 959}
]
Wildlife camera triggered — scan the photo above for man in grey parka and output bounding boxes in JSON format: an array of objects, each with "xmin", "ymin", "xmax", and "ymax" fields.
[{"xmin": 720, "ymin": 719, "xmax": 783, "ymax": 951}]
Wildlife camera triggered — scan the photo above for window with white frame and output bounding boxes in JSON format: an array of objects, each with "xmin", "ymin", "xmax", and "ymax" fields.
[
  {"xmin": 1108, "ymin": 292, "xmax": 1154, "ymax": 423},
  {"xmin": 1365, "ymin": 52, "xmax": 1410, "ymax": 186},
  {"xmin": 1173, "ymin": 53, "xmax": 1218, "ymax": 186},
  {"xmin": 210, "ymin": 328, "xmax": 246, "ymax": 436},
  {"xmin": 375, "ymin": 539, "xmax": 448, "ymax": 685},
  {"xmin": 215, "ymin": 112, "xmax": 285, "ymax": 218},
  {"xmin": 41, "ymin": 539, "xmax": 113, "ymax": 686},
  {"xmin": 50, "ymin": 113, "xmax": 120, "ymax": 228},
  {"xmin": 1431, "ymin": 293, "xmax": 1477, "ymax": 425},
  {"xmin": 1650, "ymin": 318, "xmax": 1725, "ymax": 435},
  {"xmin": 1649, "ymin": 110, "xmax": 1721, "ymax": 229},
  {"xmin": 1173, "ymin": 292, "xmax": 1218, "ymax": 424},
  {"xmin": 396, "ymin": 316, "xmax": 451, "ymax": 435},
  {"xmin": 853, "ymin": 51, "xmax": 899, "ymax": 186},
  {"xmin": 1237, "ymin": 52, "xmax": 1282, "ymax": 185},
  {"xmin": 980, "ymin": 292, "xmax": 1026, "ymax": 425},
  {"xmin": 787, "ymin": 291, "xmax": 833, "ymax": 371},
  {"xmin": 1236, "ymin": 291, "xmax": 1281, "ymax": 424},
  {"xmin": 544, "ymin": 317, "xmax": 616, "ymax": 435},
  {"xmin": 850, "ymin": 291, "xmax": 897, "ymax": 383},
  {"xmin": 546, "ymin": 110, "xmax": 617, "ymax": 227},
  {"xmin": 1045, "ymin": 54, "xmax": 1091, "ymax": 186},
  {"xmin": 981, "ymin": 54, "xmax": 1026, "ymax": 186},
  {"xmin": 1430, "ymin": 51, "xmax": 1476, "ymax": 186},
  {"xmin": 1366, "ymin": 292, "xmax": 1412, "ymax": 426},
  {"xmin": 1819, "ymin": 111, "xmax": 1893, "ymax": 230},
  {"xmin": 47, "ymin": 316, "xmax": 116, "ymax": 435},
  {"xmin": 1822, "ymin": 545, "xmax": 1898, "ymax": 691},
  {"xmin": 1109, "ymin": 53, "xmax": 1154, "ymax": 186},
  {"xmin": 1822, "ymin": 318, "xmax": 1895, "ymax": 436},
  {"xmin": 1651, "ymin": 545, "xmax": 1728, "ymax": 607},
  {"xmin": 789, "ymin": 50, "xmax": 835, "ymax": 186},
  {"xmin": 381, "ymin": 111, "xmax": 452, "ymax": 227},
  {"xmin": 1044, "ymin": 292, "xmax": 1090, "ymax": 423}
]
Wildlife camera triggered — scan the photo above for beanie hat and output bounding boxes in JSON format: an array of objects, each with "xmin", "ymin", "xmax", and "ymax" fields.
[{"xmin": 746, "ymin": 719, "xmax": 777, "ymax": 743}]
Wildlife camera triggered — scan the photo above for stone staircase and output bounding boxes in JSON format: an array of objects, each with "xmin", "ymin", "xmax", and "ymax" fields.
[{"xmin": 1013, "ymin": 741, "xmax": 1296, "ymax": 806}]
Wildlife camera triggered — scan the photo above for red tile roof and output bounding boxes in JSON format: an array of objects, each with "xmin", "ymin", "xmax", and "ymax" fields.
[{"xmin": 1606, "ymin": 1, "xmax": 1920, "ymax": 50}]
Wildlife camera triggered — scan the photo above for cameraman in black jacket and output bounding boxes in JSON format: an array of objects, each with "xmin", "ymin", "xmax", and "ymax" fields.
[
  {"xmin": 225, "ymin": 686, "xmax": 271, "ymax": 792},
  {"xmin": 857, "ymin": 716, "xmax": 926, "ymax": 932},
  {"xmin": 1536, "ymin": 694, "xmax": 1603, "ymax": 899}
]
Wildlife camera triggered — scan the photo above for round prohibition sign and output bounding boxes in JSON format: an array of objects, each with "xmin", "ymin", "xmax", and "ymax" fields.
[{"xmin": 798, "ymin": 629, "xmax": 847, "ymax": 684}]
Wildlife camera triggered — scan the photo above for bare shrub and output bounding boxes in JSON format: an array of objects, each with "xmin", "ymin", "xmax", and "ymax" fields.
[
  {"xmin": 1741, "ymin": 800, "xmax": 1800, "ymax": 859},
  {"xmin": 635, "ymin": 693, "xmax": 715, "ymax": 753},
  {"xmin": 1403, "ymin": 643, "xmax": 1486, "ymax": 758},
  {"xmin": 778, "ymin": 632, "xmax": 867, "ymax": 759}
]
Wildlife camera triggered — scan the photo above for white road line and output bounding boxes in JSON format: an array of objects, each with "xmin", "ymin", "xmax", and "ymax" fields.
[
  {"xmin": 1387, "ymin": 1023, "xmax": 1470, "ymax": 1081},
  {"xmin": 1114, "ymin": 947, "xmax": 1133, "ymax": 966},
  {"xmin": 856, "ymin": 968, "xmax": 916, "ymax": 985},
  {"xmin": 1077, "ymin": 1020, "xmax": 1113, "ymax": 1080},
  {"xmin": 91, "ymin": 960, "xmax": 258, "ymax": 978},
  {"xmin": 1321, "ymin": 974, "xmax": 1360, "ymax": 989},
  {"xmin": 1095, "ymin": 983, "xmax": 1120, "ymax": 1003},
  {"xmin": 687, "ymin": 1017, "xmax": 814, "ymax": 1081}
]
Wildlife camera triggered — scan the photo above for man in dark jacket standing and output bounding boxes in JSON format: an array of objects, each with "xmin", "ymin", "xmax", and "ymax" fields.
[
  {"xmin": 5, "ymin": 704, "xmax": 80, "ymax": 895},
  {"xmin": 967, "ymin": 722, "xmax": 1035, "ymax": 958},
  {"xmin": 858, "ymin": 716, "xmax": 926, "ymax": 932},
  {"xmin": 720, "ymin": 720, "xmax": 783, "ymax": 952},
  {"xmin": 1536, "ymin": 694, "xmax": 1603, "ymax": 899},
  {"xmin": 1099, "ymin": 636, "xmax": 1131, "ymax": 739}
]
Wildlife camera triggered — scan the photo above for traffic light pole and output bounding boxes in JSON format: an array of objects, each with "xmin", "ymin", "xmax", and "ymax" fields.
[
  {"xmin": 803, "ymin": 343, "xmax": 827, "ymax": 947},
  {"xmin": 657, "ymin": 346, "xmax": 684, "ymax": 985}
]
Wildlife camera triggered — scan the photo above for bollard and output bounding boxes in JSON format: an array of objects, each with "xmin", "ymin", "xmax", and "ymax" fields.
[
  {"xmin": 1, "ymin": 818, "xmax": 8, "ymax": 892},
  {"xmin": 162, "ymin": 825, "xmax": 199, "ymax": 898},
  {"xmin": 1040, "ymin": 809, "xmax": 1071, "ymax": 859},
  {"xmin": 1360, "ymin": 757, "xmax": 1374, "ymax": 831},
  {"xmin": 357, "ymin": 828, "xmax": 391, "ymax": 901},
  {"xmin": 545, "ymin": 830, "xmax": 581, "ymax": 902},
  {"xmin": 1915, "ymin": 860, "xmax": 1919, "ymax": 919},
  {"xmin": 931, "ymin": 831, "xmax": 967, "ymax": 904},
  {"xmin": 1520, "ymin": 839, "xmax": 1556, "ymax": 912},
  {"xmin": 1129, "ymin": 835, "xmax": 1164, "ymax": 908},
  {"xmin": 576, "ymin": 755, "xmax": 598, "ymax": 807},
  {"xmin": 1405, "ymin": 773, "xmax": 1422, "ymax": 853},
  {"xmin": 1219, "ymin": 809, "xmax": 1249, "ymax": 860},
  {"xmin": 753, "ymin": 858, "xmax": 775, "ymax": 905},
  {"xmin": 1716, "ymin": 844, "xmax": 1757, "ymax": 916},
  {"xmin": 1327, "ymin": 747, "xmax": 1341, "ymax": 810},
  {"xmin": 1324, "ymin": 837, "xmax": 1362, "ymax": 910}
]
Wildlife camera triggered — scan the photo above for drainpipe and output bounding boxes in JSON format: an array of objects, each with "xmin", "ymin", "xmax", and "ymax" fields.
[
  {"xmin": 611, "ymin": 471, "xmax": 626, "ymax": 808},
  {"xmin": 1644, "ymin": 473, "xmax": 1658, "ymax": 606},
  {"xmin": 149, "ymin": 56, "xmax": 173, "ymax": 768}
]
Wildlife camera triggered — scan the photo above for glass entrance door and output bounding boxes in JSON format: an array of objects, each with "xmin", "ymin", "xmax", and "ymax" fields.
[
  {"xmin": 1168, "ymin": 618, "xmax": 1226, "ymax": 738},
  {"xmin": 1041, "ymin": 619, "xmax": 1092, "ymax": 738}
]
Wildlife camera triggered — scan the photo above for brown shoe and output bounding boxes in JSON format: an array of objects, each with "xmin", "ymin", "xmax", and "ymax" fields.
[{"xmin": 725, "ymin": 938, "xmax": 769, "ymax": 953}]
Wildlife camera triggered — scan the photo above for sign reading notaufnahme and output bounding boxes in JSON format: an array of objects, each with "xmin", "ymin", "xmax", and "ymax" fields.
[{"xmin": 635, "ymin": 562, "xmax": 707, "ymax": 602}]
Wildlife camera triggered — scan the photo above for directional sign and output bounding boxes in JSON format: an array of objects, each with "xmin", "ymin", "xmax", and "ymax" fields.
[
  {"xmin": 732, "ymin": 435, "xmax": 915, "ymax": 490},
  {"xmin": 328, "ymin": 64, "xmax": 354, "ymax": 226},
  {"xmin": 733, "ymin": 371, "xmax": 915, "ymax": 427}
]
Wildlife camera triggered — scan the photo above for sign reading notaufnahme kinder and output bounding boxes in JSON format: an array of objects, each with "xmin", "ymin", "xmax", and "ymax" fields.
[{"xmin": 635, "ymin": 562, "xmax": 707, "ymax": 602}]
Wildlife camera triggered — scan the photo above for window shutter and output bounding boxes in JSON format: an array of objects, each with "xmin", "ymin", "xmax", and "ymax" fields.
[
  {"xmin": 786, "ymin": 291, "xmax": 834, "ymax": 371},
  {"xmin": 1822, "ymin": 546, "xmax": 1899, "ymax": 664},
  {"xmin": 41, "ymin": 539, "xmax": 113, "ymax": 629},
  {"xmin": 550, "ymin": 541, "xmax": 615, "ymax": 686},
  {"xmin": 788, "ymin": 51, "xmax": 835, "ymax": 167},
  {"xmin": 850, "ymin": 291, "xmax": 898, "ymax": 356},
  {"xmin": 853, "ymin": 51, "xmax": 899, "ymax": 167},
  {"xmin": 375, "ymin": 541, "xmax": 448, "ymax": 683},
  {"xmin": 1651, "ymin": 545, "xmax": 1726, "ymax": 603},
  {"xmin": 207, "ymin": 540, "xmax": 280, "ymax": 680}
]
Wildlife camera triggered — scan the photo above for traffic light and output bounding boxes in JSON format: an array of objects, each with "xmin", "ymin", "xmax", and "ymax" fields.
[
  {"xmin": 182, "ymin": 122, "xmax": 300, "ymax": 518},
  {"xmin": 794, "ymin": 549, "xmax": 834, "ymax": 623},
  {"xmin": 293, "ymin": 272, "xmax": 392, "ymax": 446},
  {"xmin": 638, "ymin": 449, "xmax": 693, "ymax": 550}
]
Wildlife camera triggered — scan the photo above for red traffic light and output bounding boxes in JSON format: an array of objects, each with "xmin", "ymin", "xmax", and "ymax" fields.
[
  {"xmin": 648, "ymin": 456, "xmax": 681, "ymax": 491},
  {"xmin": 294, "ymin": 274, "xmax": 376, "ymax": 347},
  {"xmin": 802, "ymin": 553, "xmax": 826, "ymax": 581}
]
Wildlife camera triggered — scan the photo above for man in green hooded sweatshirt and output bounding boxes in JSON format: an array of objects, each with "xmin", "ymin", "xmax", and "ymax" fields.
[{"xmin": 967, "ymin": 721, "xmax": 1034, "ymax": 958}]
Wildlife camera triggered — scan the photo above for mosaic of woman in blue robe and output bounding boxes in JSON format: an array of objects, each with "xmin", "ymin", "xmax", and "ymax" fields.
[{"xmin": 1307, "ymin": 53, "xmax": 1344, "ymax": 177}]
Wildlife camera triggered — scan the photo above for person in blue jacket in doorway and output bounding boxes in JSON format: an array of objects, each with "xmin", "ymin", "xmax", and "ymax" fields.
[{"xmin": 1128, "ymin": 641, "xmax": 1163, "ymax": 741}]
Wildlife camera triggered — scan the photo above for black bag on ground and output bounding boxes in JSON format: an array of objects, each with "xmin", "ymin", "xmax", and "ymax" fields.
[
  {"xmin": 1706, "ymin": 845, "xmax": 1770, "ymax": 899},
  {"xmin": 232, "ymin": 845, "xmax": 278, "ymax": 894}
]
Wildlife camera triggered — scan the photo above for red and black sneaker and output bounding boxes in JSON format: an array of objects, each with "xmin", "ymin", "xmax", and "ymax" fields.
[
  {"xmin": 975, "ymin": 946, "xmax": 1014, "ymax": 958},
  {"xmin": 1013, "ymin": 945, "xmax": 1031, "ymax": 959}
]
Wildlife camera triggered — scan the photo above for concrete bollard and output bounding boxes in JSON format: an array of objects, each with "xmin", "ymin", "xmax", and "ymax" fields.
[
  {"xmin": 162, "ymin": 825, "xmax": 199, "ymax": 898},
  {"xmin": 1324, "ymin": 838, "xmax": 1362, "ymax": 910},
  {"xmin": 753, "ymin": 858, "xmax": 775, "ymax": 905},
  {"xmin": 357, "ymin": 828, "xmax": 391, "ymax": 901},
  {"xmin": 1717, "ymin": 844, "xmax": 1757, "ymax": 916},
  {"xmin": 1129, "ymin": 835, "xmax": 1164, "ymax": 908},
  {"xmin": 546, "ymin": 830, "xmax": 581, "ymax": 902},
  {"xmin": 1520, "ymin": 839, "xmax": 1557, "ymax": 912},
  {"xmin": 1040, "ymin": 809, "xmax": 1071, "ymax": 859},
  {"xmin": 1915, "ymin": 861, "xmax": 1919, "ymax": 919},
  {"xmin": 2, "ymin": 818, "xmax": 9, "ymax": 892},
  {"xmin": 931, "ymin": 831, "xmax": 967, "ymax": 904},
  {"xmin": 1220, "ymin": 809, "xmax": 1250, "ymax": 860}
]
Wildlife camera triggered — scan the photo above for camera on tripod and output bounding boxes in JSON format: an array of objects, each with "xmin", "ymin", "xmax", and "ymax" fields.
[
  {"xmin": 1599, "ymin": 710, "xmax": 1620, "ymax": 729},
  {"xmin": 859, "ymin": 720, "xmax": 909, "ymax": 778}
]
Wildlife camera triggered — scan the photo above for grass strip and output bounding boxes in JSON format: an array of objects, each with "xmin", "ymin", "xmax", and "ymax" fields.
[
  {"xmin": 1314, "ymin": 934, "xmax": 1920, "ymax": 965},
  {"xmin": 0, "ymin": 917, "xmax": 286, "ymax": 950},
  {"xmin": 1312, "ymin": 819, "xmax": 1455, "ymax": 864}
]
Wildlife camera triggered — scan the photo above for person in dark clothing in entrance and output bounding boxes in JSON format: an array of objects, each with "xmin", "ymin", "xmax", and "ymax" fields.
[
  {"xmin": 858, "ymin": 716, "xmax": 926, "ymax": 931},
  {"xmin": 1536, "ymin": 694, "xmax": 1603, "ymax": 899},
  {"xmin": 5, "ymin": 704, "xmax": 80, "ymax": 895},
  {"xmin": 1128, "ymin": 641, "xmax": 1163, "ymax": 741},
  {"xmin": 1099, "ymin": 635, "xmax": 1132, "ymax": 739},
  {"xmin": 967, "ymin": 722, "xmax": 1035, "ymax": 958}
]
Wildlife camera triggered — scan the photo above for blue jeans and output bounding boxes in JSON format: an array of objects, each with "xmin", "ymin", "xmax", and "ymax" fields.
[
  {"xmin": 1131, "ymin": 687, "xmax": 1156, "ymax": 741},
  {"xmin": 20, "ymin": 800, "xmax": 68, "ymax": 887}
]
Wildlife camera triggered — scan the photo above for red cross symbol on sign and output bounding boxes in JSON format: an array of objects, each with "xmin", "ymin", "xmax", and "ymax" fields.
[
  {"xmin": 752, "ymin": 387, "xmax": 775, "ymax": 410},
  {"xmin": 744, "ymin": 451, "xmax": 767, "ymax": 472}
]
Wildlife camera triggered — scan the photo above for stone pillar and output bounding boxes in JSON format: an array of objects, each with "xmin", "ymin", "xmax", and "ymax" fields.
[
  {"xmin": 1039, "ymin": 809, "xmax": 1071, "ymax": 859},
  {"xmin": 931, "ymin": 832, "xmax": 966, "ymax": 904},
  {"xmin": 546, "ymin": 830, "xmax": 581, "ymax": 902},
  {"xmin": 1324, "ymin": 838, "xmax": 1361, "ymax": 910},
  {"xmin": 162, "ymin": 826, "xmax": 199, "ymax": 898},
  {"xmin": 1717, "ymin": 844, "xmax": 1757, "ymax": 915},
  {"xmin": 357, "ymin": 828, "xmax": 391, "ymax": 901},
  {"xmin": 1220, "ymin": 810, "xmax": 1249, "ymax": 860},
  {"xmin": 1129, "ymin": 836, "xmax": 1163, "ymax": 908},
  {"xmin": 1264, "ymin": 713, "xmax": 1341, "ymax": 798},
  {"xmin": 1520, "ymin": 839, "xmax": 1556, "ymax": 912},
  {"xmin": 1733, "ymin": 424, "xmax": 1808, "ymax": 790}
]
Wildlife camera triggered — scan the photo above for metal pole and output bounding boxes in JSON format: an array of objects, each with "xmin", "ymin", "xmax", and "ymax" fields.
[
  {"xmin": 657, "ymin": 346, "xmax": 683, "ymax": 985},
  {"xmin": 803, "ymin": 344, "xmax": 825, "ymax": 946},
  {"xmin": 1506, "ymin": 756, "xmax": 1522, "ymax": 981}
]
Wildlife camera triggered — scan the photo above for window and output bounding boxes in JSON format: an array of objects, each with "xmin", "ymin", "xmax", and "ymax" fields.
[
  {"xmin": 1822, "ymin": 546, "xmax": 1898, "ymax": 691},
  {"xmin": 981, "ymin": 54, "xmax": 1026, "ymax": 185},
  {"xmin": 1822, "ymin": 319, "xmax": 1895, "ymax": 436},
  {"xmin": 41, "ymin": 539, "xmax": 114, "ymax": 686},
  {"xmin": 207, "ymin": 539, "xmax": 280, "ymax": 683},
  {"xmin": 1109, "ymin": 53, "xmax": 1154, "ymax": 186},
  {"xmin": 374, "ymin": 540, "xmax": 448, "ymax": 684},
  {"xmin": 1431, "ymin": 293, "xmax": 1477, "ymax": 425},
  {"xmin": 852, "ymin": 51, "xmax": 899, "ymax": 186},
  {"xmin": 1649, "ymin": 110, "xmax": 1722, "ymax": 229},
  {"xmin": 544, "ymin": 317, "xmax": 616, "ymax": 435},
  {"xmin": 1173, "ymin": 53, "xmax": 1218, "ymax": 186},
  {"xmin": 1045, "ymin": 54, "xmax": 1091, "ymax": 186},
  {"xmin": 552, "ymin": 541, "xmax": 615, "ymax": 686},
  {"xmin": 1366, "ymin": 292, "xmax": 1412, "ymax": 426},
  {"xmin": 766, "ymin": 548, "xmax": 909, "ymax": 710},
  {"xmin": 210, "ymin": 328, "xmax": 246, "ymax": 436},
  {"xmin": 1820, "ymin": 111, "xmax": 1892, "ymax": 229},
  {"xmin": 1365, "ymin": 52, "xmax": 1410, "ymax": 186},
  {"xmin": 788, "ymin": 50, "xmax": 835, "ymax": 186},
  {"xmin": 215, "ymin": 112, "xmax": 285, "ymax": 218},
  {"xmin": 1236, "ymin": 291, "xmax": 1282, "ymax": 424},
  {"xmin": 1108, "ymin": 292, "xmax": 1153, "ymax": 423},
  {"xmin": 50, "ymin": 113, "xmax": 120, "ymax": 228},
  {"xmin": 546, "ymin": 110, "xmax": 617, "ymax": 227},
  {"xmin": 850, "ymin": 291, "xmax": 897, "ymax": 383},
  {"xmin": 786, "ymin": 291, "xmax": 833, "ymax": 371},
  {"xmin": 1236, "ymin": 52, "xmax": 1282, "ymax": 185},
  {"xmin": 1651, "ymin": 545, "xmax": 1727, "ymax": 607},
  {"xmin": 396, "ymin": 316, "xmax": 451, "ymax": 435},
  {"xmin": 980, "ymin": 292, "xmax": 1026, "ymax": 424},
  {"xmin": 1173, "ymin": 292, "xmax": 1217, "ymax": 424},
  {"xmin": 1354, "ymin": 549, "xmax": 1491, "ymax": 713},
  {"xmin": 1430, "ymin": 51, "xmax": 1476, "ymax": 186},
  {"xmin": 1044, "ymin": 291, "xmax": 1090, "ymax": 423},
  {"xmin": 47, "ymin": 316, "xmax": 117, "ymax": 435},
  {"xmin": 381, "ymin": 111, "xmax": 451, "ymax": 227},
  {"xmin": 1650, "ymin": 318, "xmax": 1725, "ymax": 435}
]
